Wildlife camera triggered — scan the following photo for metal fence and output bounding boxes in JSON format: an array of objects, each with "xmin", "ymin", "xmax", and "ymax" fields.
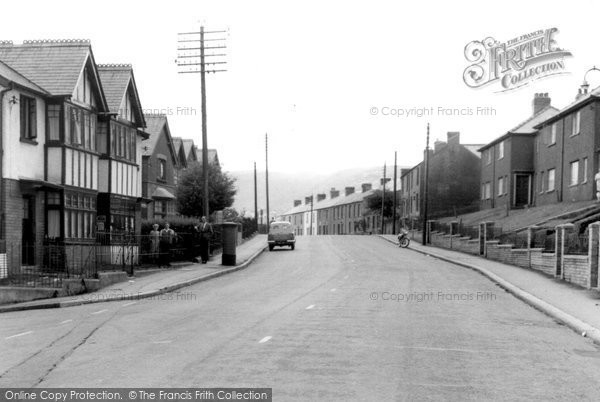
[
  {"xmin": 0, "ymin": 229, "xmax": 226, "ymax": 288},
  {"xmin": 565, "ymin": 232, "xmax": 589, "ymax": 255}
]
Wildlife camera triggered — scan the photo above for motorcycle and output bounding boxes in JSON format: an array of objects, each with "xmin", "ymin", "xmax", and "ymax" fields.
[{"xmin": 398, "ymin": 230, "xmax": 410, "ymax": 248}]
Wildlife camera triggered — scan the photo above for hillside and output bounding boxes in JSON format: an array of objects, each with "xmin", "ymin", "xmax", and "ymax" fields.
[{"xmin": 230, "ymin": 166, "xmax": 408, "ymax": 218}]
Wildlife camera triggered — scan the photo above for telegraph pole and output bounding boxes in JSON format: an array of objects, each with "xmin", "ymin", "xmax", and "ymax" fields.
[
  {"xmin": 422, "ymin": 123, "xmax": 430, "ymax": 246},
  {"xmin": 265, "ymin": 133, "xmax": 270, "ymax": 229},
  {"xmin": 310, "ymin": 194, "xmax": 314, "ymax": 236},
  {"xmin": 254, "ymin": 161, "xmax": 258, "ymax": 229},
  {"xmin": 393, "ymin": 151, "xmax": 397, "ymax": 234},
  {"xmin": 177, "ymin": 26, "xmax": 227, "ymax": 218},
  {"xmin": 381, "ymin": 163, "xmax": 386, "ymax": 234}
]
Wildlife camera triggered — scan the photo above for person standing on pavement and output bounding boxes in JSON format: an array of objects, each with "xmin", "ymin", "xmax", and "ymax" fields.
[
  {"xmin": 198, "ymin": 216, "xmax": 213, "ymax": 264},
  {"xmin": 159, "ymin": 222, "xmax": 176, "ymax": 267},
  {"xmin": 149, "ymin": 223, "xmax": 161, "ymax": 266}
]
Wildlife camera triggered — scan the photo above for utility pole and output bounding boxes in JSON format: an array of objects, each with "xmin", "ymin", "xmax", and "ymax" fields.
[
  {"xmin": 393, "ymin": 151, "xmax": 398, "ymax": 234},
  {"xmin": 422, "ymin": 123, "xmax": 430, "ymax": 246},
  {"xmin": 177, "ymin": 26, "xmax": 227, "ymax": 218},
  {"xmin": 381, "ymin": 163, "xmax": 386, "ymax": 234},
  {"xmin": 254, "ymin": 161, "xmax": 258, "ymax": 230},
  {"xmin": 265, "ymin": 133, "xmax": 270, "ymax": 229}
]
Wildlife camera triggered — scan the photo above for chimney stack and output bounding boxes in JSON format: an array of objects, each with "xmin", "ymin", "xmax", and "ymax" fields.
[
  {"xmin": 330, "ymin": 188, "xmax": 340, "ymax": 198},
  {"xmin": 304, "ymin": 196, "xmax": 312, "ymax": 205},
  {"xmin": 447, "ymin": 131, "xmax": 460, "ymax": 145},
  {"xmin": 361, "ymin": 183, "xmax": 372, "ymax": 193},
  {"xmin": 533, "ymin": 92, "xmax": 551, "ymax": 115},
  {"xmin": 293, "ymin": 200, "xmax": 301, "ymax": 207},
  {"xmin": 317, "ymin": 193, "xmax": 326, "ymax": 202},
  {"xmin": 345, "ymin": 186, "xmax": 355, "ymax": 196}
]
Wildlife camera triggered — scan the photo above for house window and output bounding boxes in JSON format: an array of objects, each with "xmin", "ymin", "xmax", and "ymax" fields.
[
  {"xmin": 570, "ymin": 160, "xmax": 579, "ymax": 186},
  {"xmin": 548, "ymin": 168, "xmax": 556, "ymax": 191},
  {"xmin": 47, "ymin": 104, "xmax": 60, "ymax": 141},
  {"xmin": 583, "ymin": 157, "xmax": 588, "ymax": 183},
  {"xmin": 498, "ymin": 141, "xmax": 504, "ymax": 159},
  {"xmin": 550, "ymin": 123, "xmax": 556, "ymax": 145},
  {"xmin": 572, "ymin": 111, "xmax": 581, "ymax": 136},
  {"xmin": 158, "ymin": 159, "xmax": 167, "ymax": 181},
  {"xmin": 70, "ymin": 107, "xmax": 82, "ymax": 145},
  {"xmin": 20, "ymin": 95, "xmax": 37, "ymax": 140},
  {"xmin": 485, "ymin": 182, "xmax": 491, "ymax": 199},
  {"xmin": 539, "ymin": 171, "xmax": 545, "ymax": 193},
  {"xmin": 486, "ymin": 150, "xmax": 492, "ymax": 165},
  {"xmin": 498, "ymin": 177, "xmax": 504, "ymax": 196},
  {"xmin": 64, "ymin": 192, "xmax": 96, "ymax": 239}
]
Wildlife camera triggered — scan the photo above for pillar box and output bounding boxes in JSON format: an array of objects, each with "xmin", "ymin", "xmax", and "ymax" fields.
[{"xmin": 221, "ymin": 222, "xmax": 239, "ymax": 266}]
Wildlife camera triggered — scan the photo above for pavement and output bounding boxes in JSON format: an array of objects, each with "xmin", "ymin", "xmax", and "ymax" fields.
[
  {"xmin": 3, "ymin": 236, "xmax": 600, "ymax": 399},
  {"xmin": 380, "ymin": 234, "xmax": 600, "ymax": 345},
  {"xmin": 0, "ymin": 235, "xmax": 268, "ymax": 313}
]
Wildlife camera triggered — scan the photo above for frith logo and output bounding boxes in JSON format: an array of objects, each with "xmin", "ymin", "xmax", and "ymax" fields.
[{"xmin": 463, "ymin": 28, "xmax": 572, "ymax": 92}]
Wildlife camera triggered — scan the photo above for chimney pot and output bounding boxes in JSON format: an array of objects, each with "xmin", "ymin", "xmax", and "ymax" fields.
[
  {"xmin": 330, "ymin": 188, "xmax": 340, "ymax": 198},
  {"xmin": 532, "ymin": 92, "xmax": 551, "ymax": 115},
  {"xmin": 293, "ymin": 200, "xmax": 301, "ymax": 207},
  {"xmin": 361, "ymin": 183, "xmax": 372, "ymax": 192},
  {"xmin": 344, "ymin": 186, "xmax": 355, "ymax": 196},
  {"xmin": 317, "ymin": 193, "xmax": 326, "ymax": 202}
]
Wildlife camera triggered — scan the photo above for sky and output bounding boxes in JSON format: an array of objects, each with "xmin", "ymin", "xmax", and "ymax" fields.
[{"xmin": 3, "ymin": 0, "xmax": 600, "ymax": 174}]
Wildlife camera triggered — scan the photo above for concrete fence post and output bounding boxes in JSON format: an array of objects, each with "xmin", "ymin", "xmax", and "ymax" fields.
[
  {"xmin": 426, "ymin": 220, "xmax": 435, "ymax": 245},
  {"xmin": 555, "ymin": 224, "xmax": 574, "ymax": 279},
  {"xmin": 588, "ymin": 222, "xmax": 600, "ymax": 289},
  {"xmin": 527, "ymin": 226, "xmax": 538, "ymax": 269}
]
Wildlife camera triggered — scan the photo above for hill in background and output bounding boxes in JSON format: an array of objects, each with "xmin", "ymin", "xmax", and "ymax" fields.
[{"xmin": 230, "ymin": 166, "xmax": 408, "ymax": 218}]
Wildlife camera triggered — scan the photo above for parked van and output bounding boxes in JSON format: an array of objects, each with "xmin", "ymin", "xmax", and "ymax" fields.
[{"xmin": 268, "ymin": 221, "xmax": 296, "ymax": 251}]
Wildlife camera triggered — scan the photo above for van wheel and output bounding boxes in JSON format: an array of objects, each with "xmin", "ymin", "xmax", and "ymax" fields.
[
  {"xmin": 269, "ymin": 245, "xmax": 274, "ymax": 251},
  {"xmin": 291, "ymin": 244, "xmax": 295, "ymax": 250}
]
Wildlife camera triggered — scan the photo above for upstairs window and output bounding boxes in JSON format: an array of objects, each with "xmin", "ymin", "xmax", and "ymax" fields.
[
  {"xmin": 572, "ymin": 111, "xmax": 581, "ymax": 136},
  {"xmin": 20, "ymin": 95, "xmax": 37, "ymax": 140},
  {"xmin": 158, "ymin": 158, "xmax": 167, "ymax": 181},
  {"xmin": 498, "ymin": 141, "xmax": 504, "ymax": 159},
  {"xmin": 550, "ymin": 123, "xmax": 557, "ymax": 145},
  {"xmin": 548, "ymin": 168, "xmax": 556, "ymax": 191}
]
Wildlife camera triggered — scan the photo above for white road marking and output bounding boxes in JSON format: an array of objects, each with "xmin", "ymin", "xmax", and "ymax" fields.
[
  {"xmin": 60, "ymin": 319, "xmax": 73, "ymax": 324},
  {"xmin": 330, "ymin": 288, "xmax": 337, "ymax": 292},
  {"xmin": 152, "ymin": 340, "xmax": 172, "ymax": 344},
  {"xmin": 5, "ymin": 331, "xmax": 33, "ymax": 340},
  {"xmin": 306, "ymin": 304, "xmax": 315, "ymax": 310},
  {"xmin": 181, "ymin": 268, "xmax": 193, "ymax": 271},
  {"xmin": 91, "ymin": 309, "xmax": 108, "ymax": 315},
  {"xmin": 259, "ymin": 336, "xmax": 272, "ymax": 344},
  {"xmin": 123, "ymin": 302, "xmax": 137, "ymax": 307}
]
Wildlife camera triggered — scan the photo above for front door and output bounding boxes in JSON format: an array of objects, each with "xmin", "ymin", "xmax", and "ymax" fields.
[
  {"xmin": 514, "ymin": 174, "xmax": 531, "ymax": 207},
  {"xmin": 22, "ymin": 196, "xmax": 35, "ymax": 265}
]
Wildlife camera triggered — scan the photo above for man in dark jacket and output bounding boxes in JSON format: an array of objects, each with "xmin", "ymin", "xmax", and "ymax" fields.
[{"xmin": 198, "ymin": 216, "xmax": 213, "ymax": 264}]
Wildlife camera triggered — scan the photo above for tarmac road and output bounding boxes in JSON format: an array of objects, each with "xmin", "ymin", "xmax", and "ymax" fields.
[{"xmin": 2, "ymin": 236, "xmax": 600, "ymax": 400}]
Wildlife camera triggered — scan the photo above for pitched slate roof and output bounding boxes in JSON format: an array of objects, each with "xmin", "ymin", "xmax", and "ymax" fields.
[
  {"xmin": 479, "ymin": 105, "xmax": 559, "ymax": 151},
  {"xmin": 98, "ymin": 64, "xmax": 146, "ymax": 128},
  {"xmin": 534, "ymin": 87, "xmax": 600, "ymax": 128},
  {"xmin": 142, "ymin": 114, "xmax": 178, "ymax": 163},
  {"xmin": 0, "ymin": 59, "xmax": 48, "ymax": 95},
  {"xmin": 195, "ymin": 146, "xmax": 219, "ymax": 166},
  {"xmin": 182, "ymin": 139, "xmax": 197, "ymax": 161},
  {"xmin": 281, "ymin": 186, "xmax": 377, "ymax": 216},
  {"xmin": 0, "ymin": 40, "xmax": 98, "ymax": 97}
]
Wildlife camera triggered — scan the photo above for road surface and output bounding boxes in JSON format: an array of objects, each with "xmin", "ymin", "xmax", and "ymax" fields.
[{"xmin": 2, "ymin": 236, "xmax": 600, "ymax": 400}]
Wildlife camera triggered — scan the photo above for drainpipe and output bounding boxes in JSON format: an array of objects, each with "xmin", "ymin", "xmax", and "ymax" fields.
[{"xmin": 0, "ymin": 84, "xmax": 12, "ymax": 240}]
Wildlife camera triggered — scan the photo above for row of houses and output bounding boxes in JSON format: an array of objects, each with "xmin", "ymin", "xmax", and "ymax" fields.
[
  {"xmin": 402, "ymin": 87, "xmax": 600, "ymax": 227},
  {"xmin": 279, "ymin": 183, "xmax": 388, "ymax": 236},
  {"xmin": 0, "ymin": 39, "xmax": 218, "ymax": 268},
  {"xmin": 282, "ymin": 82, "xmax": 600, "ymax": 235}
]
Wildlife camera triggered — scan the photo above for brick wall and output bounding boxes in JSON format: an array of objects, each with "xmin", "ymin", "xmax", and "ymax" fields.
[
  {"xmin": 530, "ymin": 249, "xmax": 556, "ymax": 276},
  {"xmin": 563, "ymin": 255, "xmax": 589, "ymax": 288}
]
